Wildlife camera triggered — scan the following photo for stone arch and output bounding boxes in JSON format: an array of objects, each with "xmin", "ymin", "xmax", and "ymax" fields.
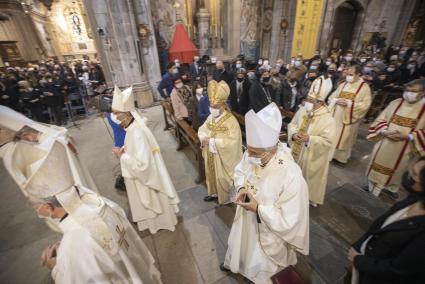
[{"xmin": 318, "ymin": 0, "xmax": 369, "ymax": 55}]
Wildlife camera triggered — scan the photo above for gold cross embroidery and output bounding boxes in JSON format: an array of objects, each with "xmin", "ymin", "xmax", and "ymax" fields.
[{"xmin": 116, "ymin": 226, "xmax": 129, "ymax": 251}]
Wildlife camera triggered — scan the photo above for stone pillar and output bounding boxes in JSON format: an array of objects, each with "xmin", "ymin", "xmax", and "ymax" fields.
[
  {"xmin": 197, "ymin": 8, "xmax": 211, "ymax": 55},
  {"xmin": 225, "ymin": 0, "xmax": 241, "ymax": 57},
  {"xmin": 82, "ymin": 0, "xmax": 156, "ymax": 107}
]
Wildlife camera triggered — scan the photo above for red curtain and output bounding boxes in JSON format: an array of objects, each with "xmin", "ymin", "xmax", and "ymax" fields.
[{"xmin": 168, "ymin": 24, "xmax": 199, "ymax": 64}]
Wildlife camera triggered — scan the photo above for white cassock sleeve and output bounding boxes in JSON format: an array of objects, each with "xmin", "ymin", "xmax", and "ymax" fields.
[
  {"xmin": 257, "ymin": 163, "xmax": 309, "ymax": 254},
  {"xmin": 233, "ymin": 152, "xmax": 251, "ymax": 190},
  {"xmin": 120, "ymin": 127, "xmax": 154, "ymax": 183}
]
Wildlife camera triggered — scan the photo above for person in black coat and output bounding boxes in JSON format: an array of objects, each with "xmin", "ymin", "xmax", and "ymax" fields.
[
  {"xmin": 228, "ymin": 68, "xmax": 251, "ymax": 115},
  {"xmin": 40, "ymin": 78, "xmax": 64, "ymax": 126},
  {"xmin": 213, "ymin": 61, "xmax": 233, "ymax": 86},
  {"xmin": 248, "ymin": 70, "xmax": 276, "ymax": 113},
  {"xmin": 189, "ymin": 56, "xmax": 202, "ymax": 82},
  {"xmin": 348, "ymin": 157, "xmax": 425, "ymax": 284},
  {"xmin": 18, "ymin": 80, "xmax": 45, "ymax": 122}
]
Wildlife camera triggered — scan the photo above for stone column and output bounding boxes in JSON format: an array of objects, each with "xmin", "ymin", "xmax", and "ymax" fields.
[
  {"xmin": 225, "ymin": 0, "xmax": 241, "ymax": 57},
  {"xmin": 82, "ymin": 0, "xmax": 156, "ymax": 107},
  {"xmin": 196, "ymin": 8, "xmax": 211, "ymax": 55}
]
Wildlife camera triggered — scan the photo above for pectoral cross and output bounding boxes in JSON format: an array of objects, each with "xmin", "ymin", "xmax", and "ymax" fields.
[{"xmin": 116, "ymin": 226, "xmax": 129, "ymax": 251}]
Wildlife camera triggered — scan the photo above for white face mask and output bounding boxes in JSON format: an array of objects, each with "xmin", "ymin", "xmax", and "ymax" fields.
[
  {"xmin": 408, "ymin": 64, "xmax": 416, "ymax": 69},
  {"xmin": 310, "ymin": 65, "xmax": 318, "ymax": 70},
  {"xmin": 258, "ymin": 60, "xmax": 263, "ymax": 65},
  {"xmin": 360, "ymin": 58, "xmax": 366, "ymax": 63},
  {"xmin": 110, "ymin": 113, "xmax": 121, "ymax": 125},
  {"xmin": 196, "ymin": 88, "xmax": 203, "ymax": 95},
  {"xmin": 171, "ymin": 68, "xmax": 178, "ymax": 74},
  {"xmin": 175, "ymin": 62, "xmax": 180, "ymax": 67},
  {"xmin": 209, "ymin": 107, "xmax": 221, "ymax": 118},
  {"xmin": 403, "ymin": 91, "xmax": 419, "ymax": 103},
  {"xmin": 247, "ymin": 156, "xmax": 262, "ymax": 166},
  {"xmin": 263, "ymin": 60, "xmax": 269, "ymax": 66},
  {"xmin": 345, "ymin": 56, "xmax": 353, "ymax": 62},
  {"xmin": 337, "ymin": 67, "xmax": 343, "ymax": 72},
  {"xmin": 387, "ymin": 67, "xmax": 395, "ymax": 72},
  {"xmin": 326, "ymin": 61, "xmax": 332, "ymax": 66},
  {"xmin": 346, "ymin": 75, "xmax": 354, "ymax": 83},
  {"xmin": 304, "ymin": 101, "xmax": 314, "ymax": 112},
  {"xmin": 236, "ymin": 63, "xmax": 242, "ymax": 68},
  {"xmin": 295, "ymin": 61, "xmax": 301, "ymax": 67},
  {"xmin": 290, "ymin": 59, "xmax": 295, "ymax": 65}
]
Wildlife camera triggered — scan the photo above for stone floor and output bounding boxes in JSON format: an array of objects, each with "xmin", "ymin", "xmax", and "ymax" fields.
[{"xmin": 0, "ymin": 106, "xmax": 403, "ymax": 284}]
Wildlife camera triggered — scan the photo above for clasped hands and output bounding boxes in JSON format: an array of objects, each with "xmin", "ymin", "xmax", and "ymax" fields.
[
  {"xmin": 382, "ymin": 130, "xmax": 408, "ymax": 141},
  {"xmin": 346, "ymin": 247, "xmax": 361, "ymax": 272},
  {"xmin": 234, "ymin": 188, "xmax": 258, "ymax": 213},
  {"xmin": 292, "ymin": 132, "xmax": 309, "ymax": 143},
  {"xmin": 112, "ymin": 147, "xmax": 125, "ymax": 159},
  {"xmin": 41, "ymin": 242, "xmax": 60, "ymax": 270},
  {"xmin": 336, "ymin": 98, "xmax": 348, "ymax": 107},
  {"xmin": 200, "ymin": 138, "xmax": 209, "ymax": 149}
]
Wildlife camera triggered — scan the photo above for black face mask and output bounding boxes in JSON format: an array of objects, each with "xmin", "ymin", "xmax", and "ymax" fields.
[
  {"xmin": 308, "ymin": 76, "xmax": 317, "ymax": 81},
  {"xmin": 401, "ymin": 171, "xmax": 425, "ymax": 201},
  {"xmin": 261, "ymin": 77, "xmax": 270, "ymax": 83},
  {"xmin": 237, "ymin": 77, "xmax": 244, "ymax": 82},
  {"xmin": 402, "ymin": 171, "xmax": 416, "ymax": 193}
]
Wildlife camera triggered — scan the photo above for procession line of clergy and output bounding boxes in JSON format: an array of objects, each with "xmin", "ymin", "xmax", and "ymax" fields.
[{"xmin": 0, "ymin": 105, "xmax": 163, "ymax": 283}]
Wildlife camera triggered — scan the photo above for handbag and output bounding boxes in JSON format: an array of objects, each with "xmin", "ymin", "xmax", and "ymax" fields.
[{"xmin": 270, "ymin": 266, "xmax": 304, "ymax": 284}]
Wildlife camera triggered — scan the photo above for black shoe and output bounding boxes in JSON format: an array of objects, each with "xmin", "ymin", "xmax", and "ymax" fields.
[
  {"xmin": 382, "ymin": 189, "xmax": 399, "ymax": 200},
  {"xmin": 219, "ymin": 263, "xmax": 230, "ymax": 272},
  {"xmin": 203, "ymin": 195, "xmax": 218, "ymax": 202},
  {"xmin": 361, "ymin": 185, "xmax": 370, "ymax": 192},
  {"xmin": 115, "ymin": 176, "xmax": 126, "ymax": 191}
]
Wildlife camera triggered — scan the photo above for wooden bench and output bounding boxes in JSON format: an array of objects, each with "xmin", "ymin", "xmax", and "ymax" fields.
[{"xmin": 161, "ymin": 100, "xmax": 205, "ymax": 184}]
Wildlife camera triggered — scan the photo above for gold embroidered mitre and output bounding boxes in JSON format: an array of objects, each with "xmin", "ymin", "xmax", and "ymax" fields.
[{"xmin": 208, "ymin": 80, "xmax": 230, "ymax": 105}]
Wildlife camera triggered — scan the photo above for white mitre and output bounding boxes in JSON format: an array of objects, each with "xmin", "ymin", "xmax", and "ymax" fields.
[
  {"xmin": 111, "ymin": 85, "xmax": 135, "ymax": 112},
  {"xmin": 0, "ymin": 105, "xmax": 56, "ymax": 135},
  {"xmin": 24, "ymin": 141, "xmax": 82, "ymax": 213},
  {"xmin": 0, "ymin": 105, "xmax": 33, "ymax": 131},
  {"xmin": 245, "ymin": 102, "xmax": 282, "ymax": 148}
]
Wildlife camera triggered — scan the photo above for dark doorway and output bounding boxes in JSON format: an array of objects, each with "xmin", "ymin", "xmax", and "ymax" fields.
[{"xmin": 331, "ymin": 2, "xmax": 358, "ymax": 52}]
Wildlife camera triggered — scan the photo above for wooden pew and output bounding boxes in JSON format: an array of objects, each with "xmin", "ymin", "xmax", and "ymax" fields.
[{"xmin": 160, "ymin": 100, "xmax": 205, "ymax": 184}]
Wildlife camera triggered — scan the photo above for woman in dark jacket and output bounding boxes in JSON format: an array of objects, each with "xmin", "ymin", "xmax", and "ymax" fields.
[{"xmin": 348, "ymin": 157, "xmax": 425, "ymax": 284}]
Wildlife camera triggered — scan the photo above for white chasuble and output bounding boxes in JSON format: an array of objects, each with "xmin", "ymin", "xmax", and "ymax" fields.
[
  {"xmin": 120, "ymin": 113, "xmax": 179, "ymax": 233},
  {"xmin": 366, "ymin": 98, "xmax": 425, "ymax": 190},
  {"xmin": 328, "ymin": 79, "xmax": 372, "ymax": 162},
  {"xmin": 224, "ymin": 144, "xmax": 309, "ymax": 283},
  {"xmin": 288, "ymin": 105, "xmax": 336, "ymax": 204},
  {"xmin": 198, "ymin": 111, "xmax": 243, "ymax": 204},
  {"xmin": 53, "ymin": 205, "xmax": 162, "ymax": 284}
]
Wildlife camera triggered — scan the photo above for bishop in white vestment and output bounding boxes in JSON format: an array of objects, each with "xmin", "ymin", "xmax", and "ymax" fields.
[
  {"xmin": 111, "ymin": 86, "xmax": 180, "ymax": 233},
  {"xmin": 223, "ymin": 103, "xmax": 309, "ymax": 283},
  {"xmin": 288, "ymin": 77, "xmax": 336, "ymax": 206},
  {"xmin": 19, "ymin": 140, "xmax": 162, "ymax": 283}
]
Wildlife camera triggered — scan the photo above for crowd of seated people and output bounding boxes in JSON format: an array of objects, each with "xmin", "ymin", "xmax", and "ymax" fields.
[{"xmin": 0, "ymin": 58, "xmax": 105, "ymax": 125}]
